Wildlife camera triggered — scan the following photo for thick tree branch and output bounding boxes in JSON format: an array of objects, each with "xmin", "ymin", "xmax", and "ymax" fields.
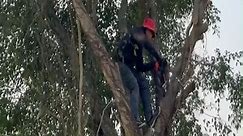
[
  {"xmin": 86, "ymin": 0, "xmax": 98, "ymax": 25},
  {"xmin": 39, "ymin": 0, "xmax": 80, "ymax": 81},
  {"xmin": 175, "ymin": 81, "xmax": 196, "ymax": 109},
  {"xmin": 72, "ymin": 0, "xmax": 140, "ymax": 135},
  {"xmin": 171, "ymin": 0, "xmax": 209, "ymax": 95},
  {"xmin": 154, "ymin": 0, "xmax": 210, "ymax": 135},
  {"xmin": 137, "ymin": 0, "xmax": 147, "ymax": 24},
  {"xmin": 118, "ymin": 0, "xmax": 128, "ymax": 36},
  {"xmin": 85, "ymin": 70, "xmax": 117, "ymax": 136},
  {"xmin": 182, "ymin": 62, "xmax": 194, "ymax": 84}
]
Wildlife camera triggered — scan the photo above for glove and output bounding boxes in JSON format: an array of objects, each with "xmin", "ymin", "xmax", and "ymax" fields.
[{"xmin": 154, "ymin": 61, "xmax": 160, "ymax": 72}]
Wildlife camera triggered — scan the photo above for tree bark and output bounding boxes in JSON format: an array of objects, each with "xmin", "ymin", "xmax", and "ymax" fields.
[
  {"xmin": 86, "ymin": 0, "xmax": 98, "ymax": 25},
  {"xmin": 39, "ymin": 0, "xmax": 80, "ymax": 82},
  {"xmin": 137, "ymin": 0, "xmax": 147, "ymax": 25},
  {"xmin": 118, "ymin": 0, "xmax": 128, "ymax": 36},
  {"xmin": 84, "ymin": 50, "xmax": 117, "ymax": 136},
  {"xmin": 72, "ymin": 0, "xmax": 141, "ymax": 136}
]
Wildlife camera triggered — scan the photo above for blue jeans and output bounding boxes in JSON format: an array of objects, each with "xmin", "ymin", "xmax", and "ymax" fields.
[{"xmin": 118, "ymin": 62, "xmax": 152, "ymax": 123}]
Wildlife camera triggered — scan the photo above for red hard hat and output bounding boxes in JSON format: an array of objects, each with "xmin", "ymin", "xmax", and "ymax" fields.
[{"xmin": 143, "ymin": 18, "xmax": 156, "ymax": 35}]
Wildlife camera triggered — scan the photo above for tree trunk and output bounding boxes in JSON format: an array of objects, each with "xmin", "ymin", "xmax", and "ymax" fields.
[
  {"xmin": 72, "ymin": 0, "xmax": 209, "ymax": 135},
  {"xmin": 137, "ymin": 0, "xmax": 147, "ymax": 25},
  {"xmin": 72, "ymin": 0, "xmax": 141, "ymax": 135},
  {"xmin": 40, "ymin": 0, "xmax": 80, "ymax": 82},
  {"xmin": 118, "ymin": 0, "xmax": 128, "ymax": 36},
  {"xmin": 84, "ymin": 49, "xmax": 117, "ymax": 136},
  {"xmin": 153, "ymin": 0, "xmax": 209, "ymax": 135},
  {"xmin": 86, "ymin": 0, "xmax": 98, "ymax": 25}
]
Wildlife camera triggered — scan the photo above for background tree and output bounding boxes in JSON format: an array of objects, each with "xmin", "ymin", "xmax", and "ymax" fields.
[{"xmin": 0, "ymin": 0, "xmax": 242, "ymax": 136}]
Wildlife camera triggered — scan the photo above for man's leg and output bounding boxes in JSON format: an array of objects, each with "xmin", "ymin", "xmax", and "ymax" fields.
[
  {"xmin": 135, "ymin": 72, "xmax": 160, "ymax": 127},
  {"xmin": 118, "ymin": 63, "xmax": 140, "ymax": 122},
  {"xmin": 135, "ymin": 72, "xmax": 153, "ymax": 124}
]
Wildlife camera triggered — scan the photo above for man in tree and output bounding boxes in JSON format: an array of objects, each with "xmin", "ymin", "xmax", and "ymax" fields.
[{"xmin": 117, "ymin": 17, "xmax": 167, "ymax": 128}]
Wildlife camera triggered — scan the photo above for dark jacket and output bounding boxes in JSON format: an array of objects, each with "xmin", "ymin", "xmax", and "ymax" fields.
[{"xmin": 118, "ymin": 27, "xmax": 162, "ymax": 72}]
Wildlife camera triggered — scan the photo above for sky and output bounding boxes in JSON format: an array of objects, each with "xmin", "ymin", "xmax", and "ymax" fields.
[
  {"xmin": 207, "ymin": 0, "xmax": 243, "ymax": 53},
  {"xmin": 195, "ymin": 0, "xmax": 243, "ymax": 72},
  {"xmin": 195, "ymin": 0, "xmax": 243, "ymax": 135}
]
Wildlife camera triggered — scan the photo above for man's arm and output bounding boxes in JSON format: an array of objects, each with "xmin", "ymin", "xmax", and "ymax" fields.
[{"xmin": 142, "ymin": 40, "xmax": 162, "ymax": 62}]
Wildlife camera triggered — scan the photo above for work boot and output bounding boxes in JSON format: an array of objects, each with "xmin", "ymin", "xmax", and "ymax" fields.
[{"xmin": 148, "ymin": 107, "xmax": 161, "ymax": 128}]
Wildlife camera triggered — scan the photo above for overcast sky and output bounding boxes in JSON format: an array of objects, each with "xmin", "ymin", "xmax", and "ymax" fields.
[
  {"xmin": 198, "ymin": 0, "xmax": 243, "ymax": 72},
  {"xmin": 195, "ymin": 0, "xmax": 242, "ymax": 135},
  {"xmin": 208, "ymin": 0, "xmax": 243, "ymax": 53}
]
